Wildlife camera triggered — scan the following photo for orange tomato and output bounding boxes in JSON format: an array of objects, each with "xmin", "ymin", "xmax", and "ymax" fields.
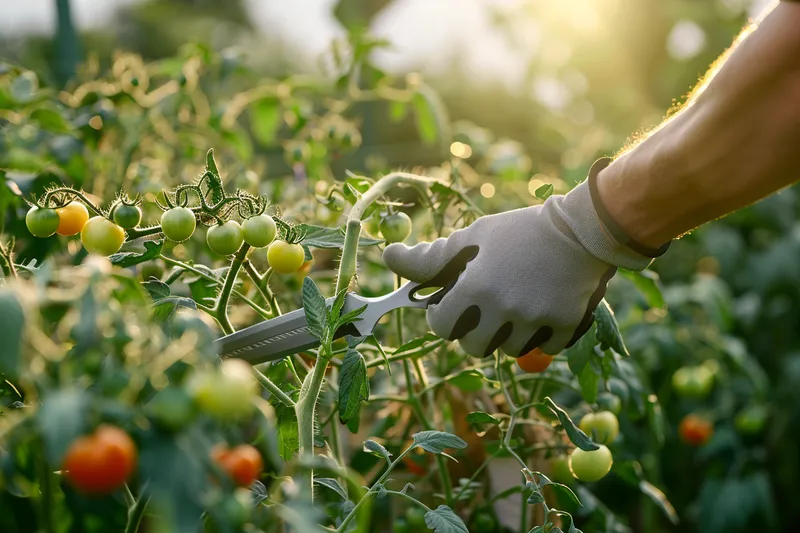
[
  {"xmin": 63, "ymin": 425, "xmax": 137, "ymax": 494},
  {"xmin": 56, "ymin": 201, "xmax": 90, "ymax": 236},
  {"xmin": 212, "ymin": 444, "xmax": 263, "ymax": 487},
  {"xmin": 679, "ymin": 414, "xmax": 713, "ymax": 446},
  {"xmin": 516, "ymin": 348, "xmax": 554, "ymax": 373}
]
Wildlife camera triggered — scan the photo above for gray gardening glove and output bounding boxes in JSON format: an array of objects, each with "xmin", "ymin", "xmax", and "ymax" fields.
[{"xmin": 383, "ymin": 159, "xmax": 667, "ymax": 357}]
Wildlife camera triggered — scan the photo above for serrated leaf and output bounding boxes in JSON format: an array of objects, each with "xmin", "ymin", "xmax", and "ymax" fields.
[
  {"xmin": 619, "ymin": 269, "xmax": 666, "ymax": 309},
  {"xmin": 346, "ymin": 335, "xmax": 367, "ymax": 349},
  {"xmin": 330, "ymin": 288, "xmax": 348, "ymax": 322},
  {"xmin": 412, "ymin": 430, "xmax": 467, "ymax": 460},
  {"xmin": 297, "ymin": 224, "xmax": 382, "ymax": 249},
  {"xmin": 143, "ymin": 278, "xmax": 170, "ymax": 300},
  {"xmin": 465, "ymin": 411, "xmax": 500, "ymax": 426},
  {"xmin": 336, "ymin": 304, "xmax": 367, "ymax": 330},
  {"xmin": 110, "ymin": 240, "xmax": 165, "ymax": 268},
  {"xmin": 578, "ymin": 361, "xmax": 600, "ymax": 404},
  {"xmin": 424, "ymin": 505, "xmax": 468, "ymax": 533},
  {"xmin": 535, "ymin": 183, "xmax": 554, "ymax": 200},
  {"xmin": 339, "ymin": 349, "xmax": 369, "ymax": 424},
  {"xmin": 152, "ymin": 297, "xmax": 196, "ymax": 324},
  {"xmin": 302, "ymin": 244, "xmax": 313, "ymax": 262},
  {"xmin": 363, "ymin": 439, "xmax": 392, "ymax": 463},
  {"xmin": 314, "ymin": 477, "xmax": 348, "ymax": 500},
  {"xmin": 639, "ymin": 481, "xmax": 678, "ymax": 524},
  {"xmin": 302, "ymin": 277, "xmax": 327, "ymax": 340},
  {"xmin": 594, "ymin": 300, "xmax": 629, "ymax": 356},
  {"xmin": 0, "ymin": 289, "xmax": 24, "ymax": 380},
  {"xmin": 540, "ymin": 397, "xmax": 598, "ymax": 451}
]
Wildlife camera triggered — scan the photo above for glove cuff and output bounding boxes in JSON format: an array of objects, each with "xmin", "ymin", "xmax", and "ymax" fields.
[{"xmin": 557, "ymin": 158, "xmax": 670, "ymax": 271}]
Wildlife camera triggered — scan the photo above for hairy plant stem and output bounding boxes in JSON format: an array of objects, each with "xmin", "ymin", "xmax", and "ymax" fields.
[
  {"xmin": 295, "ymin": 342, "xmax": 331, "ymax": 501},
  {"xmin": 214, "ymin": 244, "xmax": 251, "ymax": 334},
  {"xmin": 124, "ymin": 494, "xmax": 150, "ymax": 533}
]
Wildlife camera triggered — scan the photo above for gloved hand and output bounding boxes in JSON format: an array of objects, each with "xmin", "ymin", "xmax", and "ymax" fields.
[{"xmin": 383, "ymin": 159, "xmax": 667, "ymax": 358}]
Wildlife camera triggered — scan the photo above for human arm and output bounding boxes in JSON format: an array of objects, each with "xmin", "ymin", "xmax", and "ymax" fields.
[{"xmin": 598, "ymin": 1, "xmax": 800, "ymax": 248}]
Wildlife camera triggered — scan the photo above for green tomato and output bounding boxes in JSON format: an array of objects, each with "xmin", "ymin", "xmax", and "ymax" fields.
[
  {"xmin": 207, "ymin": 221, "xmax": 244, "ymax": 256},
  {"xmin": 672, "ymin": 365, "xmax": 714, "ymax": 398},
  {"xmin": 597, "ymin": 392, "xmax": 622, "ymax": 414},
  {"xmin": 147, "ymin": 386, "xmax": 195, "ymax": 431},
  {"xmin": 379, "ymin": 212, "xmax": 412, "ymax": 243},
  {"xmin": 406, "ymin": 507, "xmax": 427, "ymax": 528},
  {"xmin": 161, "ymin": 207, "xmax": 196, "ymax": 243},
  {"xmin": 242, "ymin": 214, "xmax": 277, "ymax": 248},
  {"xmin": 26, "ymin": 206, "xmax": 61, "ymax": 238},
  {"xmin": 189, "ymin": 358, "xmax": 257, "ymax": 419},
  {"xmin": 569, "ymin": 445, "xmax": 613, "ymax": 482},
  {"xmin": 112, "ymin": 204, "xmax": 142, "ymax": 229},
  {"xmin": 267, "ymin": 241, "xmax": 305, "ymax": 274},
  {"xmin": 80, "ymin": 216, "xmax": 125, "ymax": 256},
  {"xmin": 472, "ymin": 512, "xmax": 497, "ymax": 532},
  {"xmin": 579, "ymin": 411, "xmax": 619, "ymax": 445},
  {"xmin": 139, "ymin": 261, "xmax": 164, "ymax": 281},
  {"xmin": 735, "ymin": 405, "xmax": 767, "ymax": 436}
]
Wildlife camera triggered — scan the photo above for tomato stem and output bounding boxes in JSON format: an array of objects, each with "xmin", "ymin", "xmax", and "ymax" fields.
[
  {"xmin": 214, "ymin": 244, "xmax": 252, "ymax": 335},
  {"xmin": 124, "ymin": 494, "xmax": 149, "ymax": 533}
]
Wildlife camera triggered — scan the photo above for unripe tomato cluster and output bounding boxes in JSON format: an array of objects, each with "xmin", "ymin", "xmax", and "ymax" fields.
[
  {"xmin": 361, "ymin": 211, "xmax": 412, "ymax": 243},
  {"xmin": 26, "ymin": 200, "xmax": 132, "ymax": 257}
]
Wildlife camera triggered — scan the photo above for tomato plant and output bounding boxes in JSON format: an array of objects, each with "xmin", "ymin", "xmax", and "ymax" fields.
[
  {"xmin": 379, "ymin": 212, "xmax": 412, "ymax": 243},
  {"xmin": 579, "ymin": 411, "xmax": 619, "ymax": 445},
  {"xmin": 242, "ymin": 214, "xmax": 277, "ymax": 248},
  {"xmin": 112, "ymin": 202, "xmax": 142, "ymax": 230},
  {"xmin": 25, "ymin": 206, "xmax": 60, "ymax": 237},
  {"xmin": 63, "ymin": 425, "xmax": 137, "ymax": 494},
  {"xmin": 569, "ymin": 445, "xmax": 613, "ymax": 482},
  {"xmin": 55, "ymin": 200, "xmax": 90, "ymax": 236},
  {"xmin": 80, "ymin": 216, "xmax": 125, "ymax": 256},
  {"xmin": 160, "ymin": 207, "xmax": 196, "ymax": 242},
  {"xmin": 207, "ymin": 220, "xmax": 244, "ymax": 256},
  {"xmin": 267, "ymin": 240, "xmax": 305, "ymax": 274}
]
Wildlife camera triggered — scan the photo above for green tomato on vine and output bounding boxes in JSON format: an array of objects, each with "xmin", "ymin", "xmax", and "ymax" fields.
[
  {"xmin": 207, "ymin": 220, "xmax": 244, "ymax": 256},
  {"xmin": 112, "ymin": 203, "xmax": 142, "ymax": 229},
  {"xmin": 569, "ymin": 445, "xmax": 613, "ymax": 482},
  {"xmin": 242, "ymin": 214, "xmax": 277, "ymax": 248},
  {"xmin": 380, "ymin": 212, "xmax": 412, "ymax": 243},
  {"xmin": 26, "ymin": 206, "xmax": 61, "ymax": 237},
  {"xmin": 267, "ymin": 240, "xmax": 305, "ymax": 274},
  {"xmin": 80, "ymin": 217, "xmax": 125, "ymax": 256},
  {"xmin": 161, "ymin": 207, "xmax": 196, "ymax": 242},
  {"xmin": 579, "ymin": 411, "xmax": 619, "ymax": 445}
]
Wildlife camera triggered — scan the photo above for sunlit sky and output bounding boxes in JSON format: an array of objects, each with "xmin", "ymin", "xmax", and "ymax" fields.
[{"xmin": 0, "ymin": 0, "xmax": 775, "ymax": 92}]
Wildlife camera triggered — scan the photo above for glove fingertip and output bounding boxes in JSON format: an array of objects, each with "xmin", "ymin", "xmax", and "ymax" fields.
[{"xmin": 382, "ymin": 242, "xmax": 424, "ymax": 280}]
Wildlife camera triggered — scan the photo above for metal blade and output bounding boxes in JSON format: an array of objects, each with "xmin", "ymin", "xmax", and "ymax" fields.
[{"xmin": 213, "ymin": 307, "xmax": 321, "ymax": 364}]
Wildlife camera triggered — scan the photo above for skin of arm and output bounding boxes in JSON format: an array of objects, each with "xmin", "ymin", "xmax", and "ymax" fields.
[{"xmin": 597, "ymin": 1, "xmax": 800, "ymax": 249}]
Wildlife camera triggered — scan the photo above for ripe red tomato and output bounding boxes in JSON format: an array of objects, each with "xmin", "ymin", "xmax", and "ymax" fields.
[
  {"xmin": 212, "ymin": 444, "xmax": 263, "ymax": 487},
  {"xmin": 56, "ymin": 201, "xmax": 90, "ymax": 236},
  {"xmin": 579, "ymin": 411, "xmax": 619, "ymax": 445},
  {"xmin": 679, "ymin": 414, "xmax": 713, "ymax": 446},
  {"xmin": 516, "ymin": 348, "xmax": 554, "ymax": 373},
  {"xmin": 63, "ymin": 425, "xmax": 137, "ymax": 494}
]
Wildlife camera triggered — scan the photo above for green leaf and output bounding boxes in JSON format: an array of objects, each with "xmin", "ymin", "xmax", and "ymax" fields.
[
  {"xmin": 330, "ymin": 288, "xmax": 349, "ymax": 322},
  {"xmin": 465, "ymin": 411, "xmax": 501, "ymax": 426},
  {"xmin": 540, "ymin": 397, "xmax": 598, "ymax": 451},
  {"xmin": 448, "ymin": 369, "xmax": 485, "ymax": 392},
  {"xmin": 619, "ymin": 269, "xmax": 666, "ymax": 309},
  {"xmin": 143, "ymin": 279, "xmax": 171, "ymax": 300},
  {"xmin": 152, "ymin": 297, "xmax": 196, "ymax": 324},
  {"xmin": 412, "ymin": 430, "xmax": 467, "ymax": 461},
  {"xmin": 594, "ymin": 299, "xmax": 629, "ymax": 356},
  {"xmin": 205, "ymin": 148, "xmax": 220, "ymax": 176},
  {"xmin": 335, "ymin": 304, "xmax": 367, "ymax": 330},
  {"xmin": 639, "ymin": 480, "xmax": 678, "ymax": 524},
  {"xmin": 565, "ymin": 330, "xmax": 595, "ymax": 376},
  {"xmin": 275, "ymin": 399, "xmax": 299, "ymax": 461},
  {"xmin": 389, "ymin": 100, "xmax": 408, "ymax": 122},
  {"xmin": 10, "ymin": 71, "xmax": 38, "ymax": 103},
  {"xmin": 646, "ymin": 395, "xmax": 665, "ymax": 448},
  {"xmin": 297, "ymin": 224, "xmax": 382, "ymax": 249},
  {"xmin": 578, "ymin": 361, "xmax": 600, "ymax": 404},
  {"xmin": 424, "ymin": 505, "xmax": 468, "ymax": 533},
  {"xmin": 302, "ymin": 277, "xmax": 327, "ymax": 340},
  {"xmin": 250, "ymin": 97, "xmax": 282, "ymax": 146},
  {"xmin": 551, "ymin": 483, "xmax": 582, "ymax": 506},
  {"xmin": 0, "ymin": 289, "xmax": 24, "ymax": 380},
  {"xmin": 346, "ymin": 335, "xmax": 367, "ymax": 349},
  {"xmin": 393, "ymin": 333, "xmax": 439, "ymax": 355},
  {"xmin": 314, "ymin": 477, "xmax": 348, "ymax": 500},
  {"xmin": 110, "ymin": 240, "xmax": 165, "ymax": 268},
  {"xmin": 412, "ymin": 83, "xmax": 451, "ymax": 146},
  {"xmin": 535, "ymin": 183, "xmax": 554, "ymax": 200},
  {"xmin": 37, "ymin": 389, "xmax": 87, "ymax": 464},
  {"xmin": 30, "ymin": 105, "xmax": 72, "ymax": 133},
  {"xmin": 363, "ymin": 439, "xmax": 392, "ymax": 463},
  {"xmin": 527, "ymin": 490, "xmax": 545, "ymax": 504},
  {"xmin": 339, "ymin": 349, "xmax": 369, "ymax": 424}
]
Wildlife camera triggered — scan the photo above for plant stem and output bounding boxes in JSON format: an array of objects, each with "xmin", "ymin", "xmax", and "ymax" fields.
[
  {"xmin": 294, "ymin": 343, "xmax": 330, "ymax": 502},
  {"xmin": 215, "ymin": 244, "xmax": 251, "ymax": 334},
  {"xmin": 0, "ymin": 240, "xmax": 18, "ymax": 279},
  {"xmin": 253, "ymin": 367, "xmax": 296, "ymax": 407},
  {"xmin": 37, "ymin": 442, "xmax": 56, "ymax": 533},
  {"xmin": 336, "ymin": 172, "xmax": 436, "ymax": 293},
  {"xmin": 159, "ymin": 254, "xmax": 269, "ymax": 318},
  {"xmin": 124, "ymin": 494, "xmax": 150, "ymax": 533}
]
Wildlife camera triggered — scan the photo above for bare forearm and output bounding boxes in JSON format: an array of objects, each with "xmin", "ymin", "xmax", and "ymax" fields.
[{"xmin": 598, "ymin": 2, "xmax": 800, "ymax": 248}]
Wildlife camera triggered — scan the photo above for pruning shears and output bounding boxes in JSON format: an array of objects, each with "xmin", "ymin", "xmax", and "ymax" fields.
[{"xmin": 213, "ymin": 281, "xmax": 436, "ymax": 364}]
